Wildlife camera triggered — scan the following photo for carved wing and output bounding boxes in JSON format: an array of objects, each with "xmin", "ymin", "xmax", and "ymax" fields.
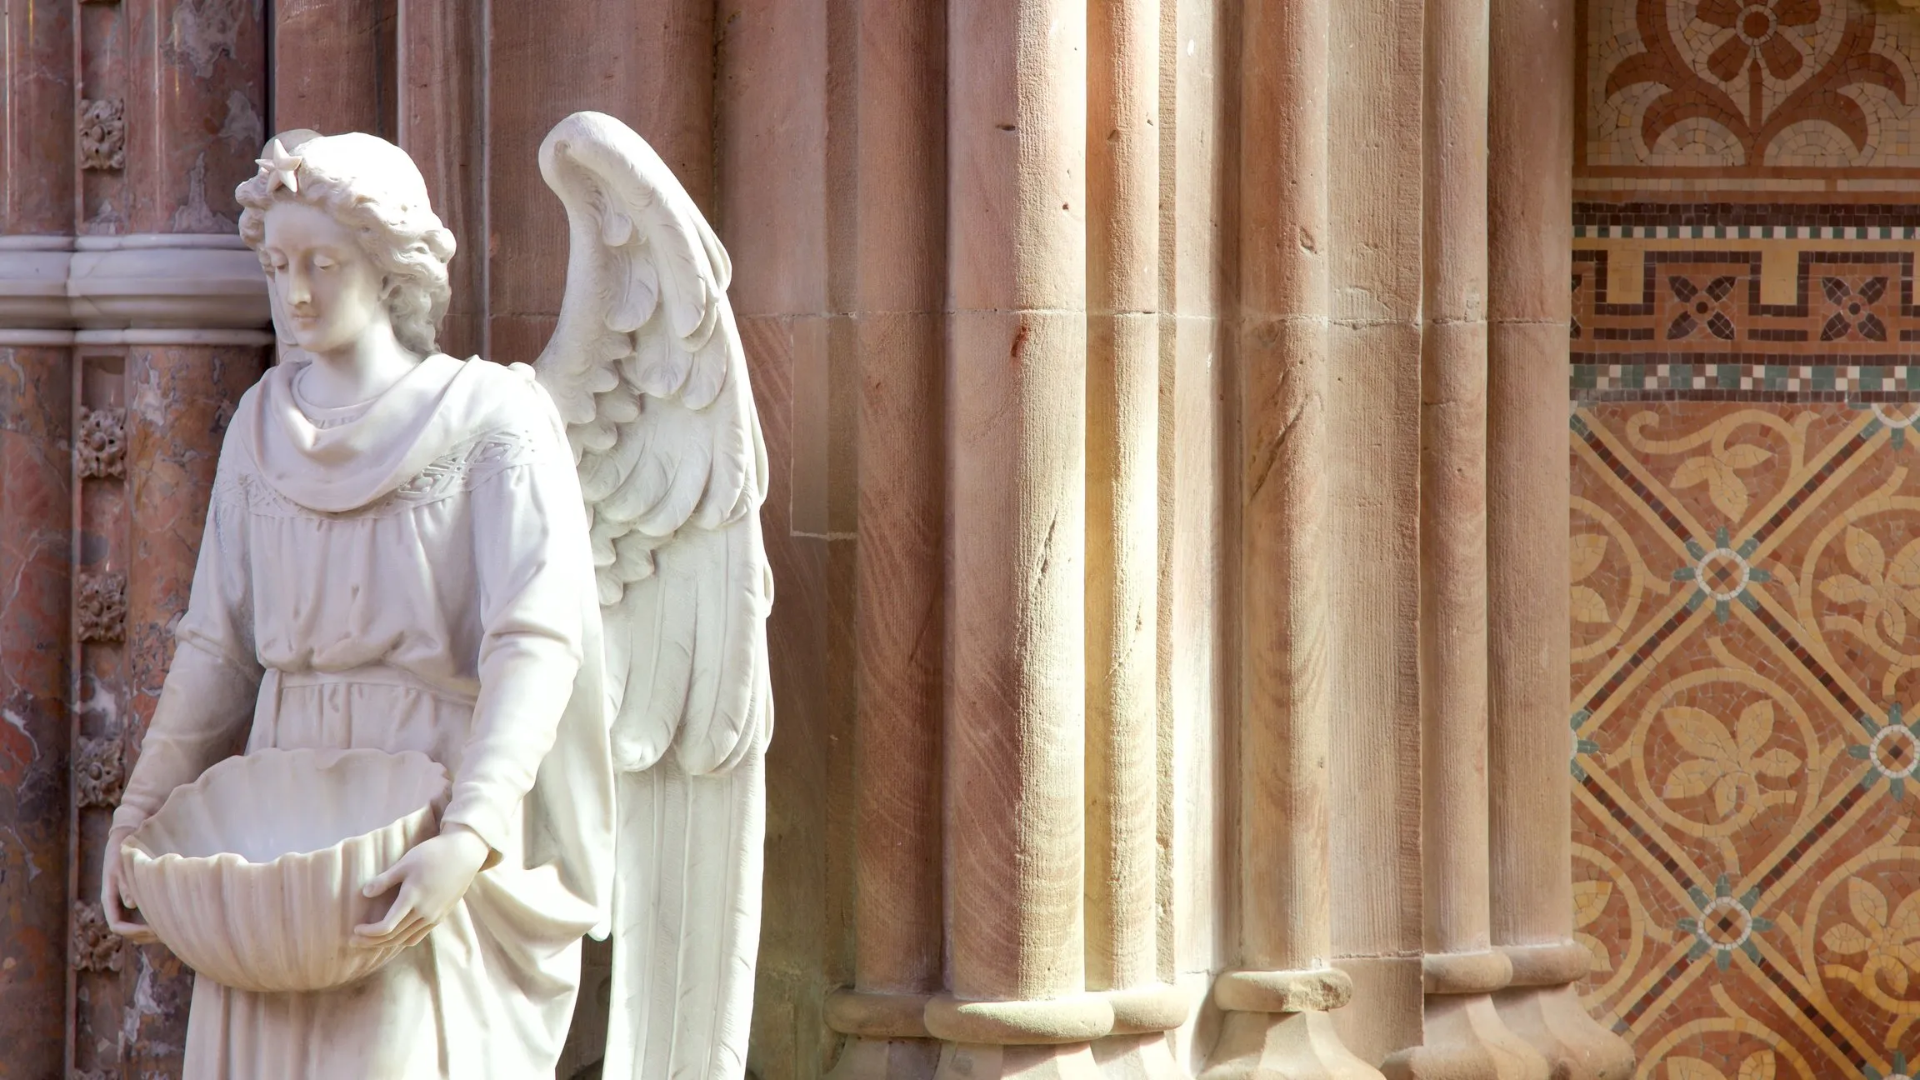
[{"xmin": 534, "ymin": 111, "xmax": 772, "ymax": 777}]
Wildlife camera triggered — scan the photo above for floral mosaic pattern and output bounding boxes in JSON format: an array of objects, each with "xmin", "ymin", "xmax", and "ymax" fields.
[
  {"xmin": 1582, "ymin": 0, "xmax": 1918, "ymax": 184},
  {"xmin": 1572, "ymin": 401, "xmax": 1920, "ymax": 1079}
]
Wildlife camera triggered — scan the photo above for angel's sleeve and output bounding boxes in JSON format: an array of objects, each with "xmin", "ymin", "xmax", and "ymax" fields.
[
  {"xmin": 439, "ymin": 430, "xmax": 594, "ymax": 860},
  {"xmin": 112, "ymin": 455, "xmax": 263, "ymax": 831}
]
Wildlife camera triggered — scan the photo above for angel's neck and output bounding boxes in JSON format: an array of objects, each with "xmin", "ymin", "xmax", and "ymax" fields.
[{"xmin": 300, "ymin": 325, "xmax": 422, "ymax": 408}]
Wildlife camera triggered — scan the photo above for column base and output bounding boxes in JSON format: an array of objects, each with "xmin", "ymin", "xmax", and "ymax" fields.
[
  {"xmin": 1199, "ymin": 1010, "xmax": 1386, "ymax": 1080},
  {"xmin": 1379, "ymin": 994, "xmax": 1548, "ymax": 1080},
  {"xmin": 1093, "ymin": 1032, "xmax": 1187, "ymax": 1079},
  {"xmin": 1492, "ymin": 985, "xmax": 1632, "ymax": 1080},
  {"xmin": 936, "ymin": 1043, "xmax": 1105, "ymax": 1079},
  {"xmin": 829, "ymin": 1037, "xmax": 943, "ymax": 1080}
]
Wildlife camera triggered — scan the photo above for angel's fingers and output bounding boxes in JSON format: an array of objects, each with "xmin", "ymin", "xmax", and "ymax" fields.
[
  {"xmin": 361, "ymin": 862, "xmax": 407, "ymax": 899},
  {"xmin": 105, "ymin": 913, "xmax": 159, "ymax": 945},
  {"xmin": 354, "ymin": 913, "xmax": 427, "ymax": 950},
  {"xmin": 354, "ymin": 886, "xmax": 418, "ymax": 940},
  {"xmin": 396, "ymin": 918, "xmax": 438, "ymax": 950}
]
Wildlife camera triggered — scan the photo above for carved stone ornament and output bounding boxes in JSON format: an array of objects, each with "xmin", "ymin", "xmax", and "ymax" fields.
[
  {"xmin": 74, "ymin": 736, "xmax": 125, "ymax": 808},
  {"xmin": 77, "ymin": 571, "xmax": 127, "ymax": 643},
  {"xmin": 71, "ymin": 901, "xmax": 124, "ymax": 973},
  {"xmin": 76, "ymin": 407, "xmax": 126, "ymax": 479},
  {"xmin": 79, "ymin": 99, "xmax": 127, "ymax": 171}
]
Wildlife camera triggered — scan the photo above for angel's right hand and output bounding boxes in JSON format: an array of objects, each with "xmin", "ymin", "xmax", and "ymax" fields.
[{"xmin": 101, "ymin": 825, "xmax": 158, "ymax": 945}]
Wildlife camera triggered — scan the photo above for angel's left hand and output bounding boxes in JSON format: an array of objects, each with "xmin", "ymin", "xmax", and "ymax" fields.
[{"xmin": 352, "ymin": 823, "xmax": 492, "ymax": 950}]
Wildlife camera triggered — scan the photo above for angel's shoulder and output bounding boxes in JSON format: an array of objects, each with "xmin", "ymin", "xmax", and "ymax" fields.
[{"xmin": 457, "ymin": 357, "xmax": 561, "ymax": 424}]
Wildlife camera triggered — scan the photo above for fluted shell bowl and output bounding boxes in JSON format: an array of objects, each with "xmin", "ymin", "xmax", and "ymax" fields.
[{"xmin": 121, "ymin": 747, "xmax": 449, "ymax": 994}]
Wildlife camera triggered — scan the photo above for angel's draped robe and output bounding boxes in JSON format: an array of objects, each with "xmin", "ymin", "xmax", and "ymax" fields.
[{"xmin": 111, "ymin": 354, "xmax": 616, "ymax": 1080}]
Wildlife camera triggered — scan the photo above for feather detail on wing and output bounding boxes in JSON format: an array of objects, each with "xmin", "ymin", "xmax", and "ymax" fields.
[{"xmin": 535, "ymin": 111, "xmax": 772, "ymax": 775}]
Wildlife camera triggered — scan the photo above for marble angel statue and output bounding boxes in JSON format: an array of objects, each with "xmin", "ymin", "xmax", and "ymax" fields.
[{"xmin": 99, "ymin": 113, "xmax": 771, "ymax": 1080}]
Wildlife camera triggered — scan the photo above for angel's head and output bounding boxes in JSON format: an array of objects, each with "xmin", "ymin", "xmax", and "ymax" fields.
[{"xmin": 235, "ymin": 132, "xmax": 455, "ymax": 359}]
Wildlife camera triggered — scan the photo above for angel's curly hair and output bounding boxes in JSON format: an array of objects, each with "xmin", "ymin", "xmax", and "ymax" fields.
[{"xmin": 235, "ymin": 132, "xmax": 456, "ymax": 357}]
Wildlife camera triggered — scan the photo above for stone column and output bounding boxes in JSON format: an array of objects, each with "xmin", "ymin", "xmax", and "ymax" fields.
[
  {"xmin": 0, "ymin": 342, "xmax": 71, "ymax": 1080},
  {"xmin": 398, "ymin": 0, "xmax": 485, "ymax": 359},
  {"xmin": 822, "ymin": 1, "xmax": 947, "ymax": 1076},
  {"xmin": 273, "ymin": 0, "xmax": 395, "ymax": 137},
  {"xmin": 0, "ymin": 2, "xmax": 73, "ymax": 1073},
  {"xmin": 1383, "ymin": 0, "xmax": 1545, "ymax": 1076},
  {"xmin": 1485, "ymin": 2, "xmax": 1633, "ymax": 1078},
  {"xmin": 1200, "ymin": 0, "xmax": 1379, "ymax": 1075},
  {"xmin": 1085, "ymin": 1, "xmax": 1184, "ymax": 1077},
  {"xmin": 485, "ymin": 0, "xmax": 715, "ymax": 365},
  {"xmin": 937, "ymin": 1, "xmax": 1107, "ymax": 1076},
  {"xmin": 63, "ymin": 2, "xmax": 272, "ymax": 1075}
]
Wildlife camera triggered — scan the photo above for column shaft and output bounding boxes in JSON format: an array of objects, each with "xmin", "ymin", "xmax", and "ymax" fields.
[
  {"xmin": 1087, "ymin": 0, "xmax": 1185, "ymax": 1073},
  {"xmin": 825, "ymin": 0, "xmax": 947, "ymax": 1076},
  {"xmin": 272, "ymin": 0, "xmax": 395, "ymax": 137},
  {"xmin": 66, "ymin": 1, "xmax": 270, "ymax": 1073},
  {"xmin": 0, "ymin": 2, "xmax": 72, "ymax": 1069},
  {"xmin": 1486, "ymin": 1, "xmax": 1633, "ymax": 1076},
  {"xmin": 1384, "ymin": 0, "xmax": 1545, "ymax": 1073},
  {"xmin": 120, "ymin": 0, "xmax": 267, "ymax": 235},
  {"xmin": 940, "ymin": 0, "xmax": 1104, "ymax": 1074},
  {"xmin": 0, "ymin": 346, "xmax": 71, "ymax": 1079},
  {"xmin": 397, "ymin": 0, "xmax": 485, "ymax": 359},
  {"xmin": 485, "ymin": 0, "xmax": 715, "ymax": 364},
  {"xmin": 1201, "ymin": 0, "xmax": 1380, "ymax": 1074}
]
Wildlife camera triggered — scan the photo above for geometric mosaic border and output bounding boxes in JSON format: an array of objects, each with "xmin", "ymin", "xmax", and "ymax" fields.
[{"xmin": 1574, "ymin": 364, "xmax": 1920, "ymax": 403}]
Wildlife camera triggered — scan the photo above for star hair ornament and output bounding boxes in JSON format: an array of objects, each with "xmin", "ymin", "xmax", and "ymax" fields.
[{"xmin": 255, "ymin": 137, "xmax": 306, "ymax": 194}]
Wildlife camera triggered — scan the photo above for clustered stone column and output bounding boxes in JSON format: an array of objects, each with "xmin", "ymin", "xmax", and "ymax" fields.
[
  {"xmin": 935, "ymin": 1, "xmax": 1107, "ymax": 1076},
  {"xmin": 0, "ymin": 2, "xmax": 1641, "ymax": 1077},
  {"xmin": 1385, "ymin": 0, "xmax": 1548, "ymax": 1074},
  {"xmin": 1485, "ymin": 2, "xmax": 1635, "ymax": 1077},
  {"xmin": 822, "ymin": 0, "xmax": 948, "ymax": 1077},
  {"xmin": 1086, "ymin": 0, "xmax": 1186, "ymax": 1075},
  {"xmin": 1201, "ymin": 0, "xmax": 1380, "ymax": 1076}
]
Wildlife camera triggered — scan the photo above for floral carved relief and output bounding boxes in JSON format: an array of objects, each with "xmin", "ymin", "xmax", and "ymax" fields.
[
  {"xmin": 78, "ymin": 99, "xmax": 126, "ymax": 172},
  {"xmin": 70, "ymin": 902, "xmax": 123, "ymax": 973},
  {"xmin": 77, "ymin": 572, "xmax": 127, "ymax": 643},
  {"xmin": 1600, "ymin": 0, "xmax": 1910, "ymax": 168},
  {"xmin": 74, "ymin": 736, "xmax": 124, "ymax": 809},
  {"xmin": 76, "ymin": 408, "xmax": 126, "ymax": 480}
]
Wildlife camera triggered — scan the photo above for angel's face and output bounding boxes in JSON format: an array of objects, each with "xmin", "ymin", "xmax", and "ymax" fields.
[{"xmin": 260, "ymin": 200, "xmax": 389, "ymax": 358}]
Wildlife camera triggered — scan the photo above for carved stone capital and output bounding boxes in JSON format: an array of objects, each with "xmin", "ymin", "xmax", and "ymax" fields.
[
  {"xmin": 77, "ymin": 571, "xmax": 127, "ymax": 643},
  {"xmin": 70, "ymin": 902, "xmax": 124, "ymax": 972},
  {"xmin": 78, "ymin": 99, "xmax": 126, "ymax": 171},
  {"xmin": 77, "ymin": 408, "xmax": 126, "ymax": 480}
]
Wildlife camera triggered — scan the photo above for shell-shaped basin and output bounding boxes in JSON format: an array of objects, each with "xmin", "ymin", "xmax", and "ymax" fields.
[{"xmin": 122, "ymin": 747, "xmax": 449, "ymax": 994}]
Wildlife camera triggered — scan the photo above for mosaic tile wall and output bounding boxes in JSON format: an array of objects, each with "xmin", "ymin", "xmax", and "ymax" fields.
[{"xmin": 1573, "ymin": 1, "xmax": 1920, "ymax": 1077}]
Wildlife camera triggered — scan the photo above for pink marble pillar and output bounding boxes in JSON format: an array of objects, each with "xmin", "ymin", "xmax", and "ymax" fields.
[
  {"xmin": 82, "ymin": 0, "xmax": 267, "ymax": 238},
  {"xmin": 0, "ymin": 346, "xmax": 71, "ymax": 1080},
  {"xmin": 3, "ymin": 0, "xmax": 73, "ymax": 236},
  {"xmin": 62, "ymin": 1, "xmax": 270, "ymax": 1075},
  {"xmin": 0, "ymin": 3, "xmax": 74, "ymax": 1076}
]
